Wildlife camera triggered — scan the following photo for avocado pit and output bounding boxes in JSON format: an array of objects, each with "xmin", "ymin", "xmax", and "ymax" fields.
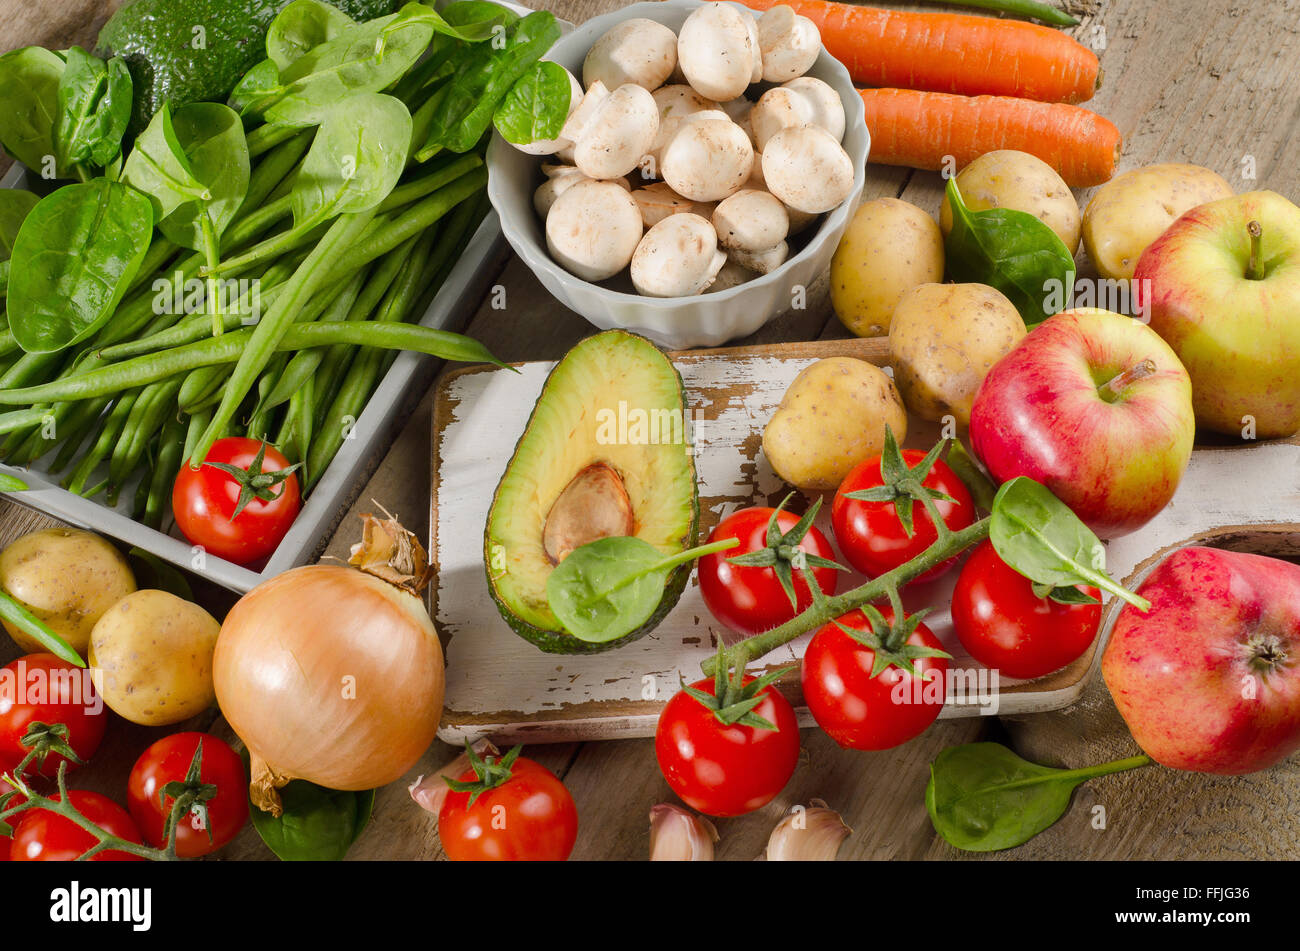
[{"xmin": 543, "ymin": 463, "xmax": 635, "ymax": 563}]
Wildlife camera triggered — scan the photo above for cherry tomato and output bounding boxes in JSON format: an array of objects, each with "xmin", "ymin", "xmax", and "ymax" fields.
[
  {"xmin": 832, "ymin": 450, "xmax": 975, "ymax": 581},
  {"xmin": 951, "ymin": 539, "xmax": 1102, "ymax": 680},
  {"xmin": 0, "ymin": 653, "xmax": 107, "ymax": 779},
  {"xmin": 10, "ymin": 790, "xmax": 144, "ymax": 861},
  {"xmin": 173, "ymin": 437, "xmax": 301, "ymax": 566},
  {"xmin": 439, "ymin": 755, "xmax": 577, "ymax": 861},
  {"xmin": 655, "ymin": 675, "xmax": 800, "ymax": 817},
  {"xmin": 126, "ymin": 732, "xmax": 249, "ymax": 858},
  {"xmin": 802, "ymin": 608, "xmax": 949, "ymax": 751},
  {"xmin": 698, "ymin": 505, "xmax": 840, "ymax": 634}
]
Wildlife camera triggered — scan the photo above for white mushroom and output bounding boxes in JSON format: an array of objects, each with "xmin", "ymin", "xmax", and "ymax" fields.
[
  {"xmin": 559, "ymin": 80, "xmax": 611, "ymax": 145},
  {"xmin": 745, "ymin": 160, "xmax": 818, "ymax": 234},
  {"xmin": 762, "ymin": 126, "xmax": 854, "ymax": 214},
  {"xmin": 742, "ymin": 8, "xmax": 764, "ymax": 84},
  {"xmin": 630, "ymin": 213, "xmax": 727, "ymax": 297},
  {"xmin": 546, "ymin": 179, "xmax": 644, "ymax": 281},
  {"xmin": 712, "ymin": 189, "xmax": 789, "ymax": 253},
  {"xmin": 632, "ymin": 181, "xmax": 716, "ymax": 229},
  {"xmin": 784, "ymin": 76, "xmax": 845, "ymax": 142},
  {"xmin": 506, "ymin": 67, "xmax": 584, "ymax": 155},
  {"xmin": 572, "ymin": 83, "xmax": 659, "ymax": 180},
  {"xmin": 728, "ymin": 241, "xmax": 789, "ymax": 275},
  {"xmin": 534, "ymin": 165, "xmax": 630, "ymax": 219},
  {"xmin": 750, "ymin": 87, "xmax": 814, "ymax": 152},
  {"xmin": 661, "ymin": 116, "xmax": 754, "ymax": 203},
  {"xmin": 757, "ymin": 6, "xmax": 821, "ymax": 82},
  {"xmin": 677, "ymin": 3, "xmax": 757, "ymax": 102},
  {"xmin": 704, "ymin": 259, "xmax": 755, "ymax": 293},
  {"xmin": 583, "ymin": 18, "xmax": 679, "ymax": 91},
  {"xmin": 646, "ymin": 86, "xmax": 720, "ymax": 176}
]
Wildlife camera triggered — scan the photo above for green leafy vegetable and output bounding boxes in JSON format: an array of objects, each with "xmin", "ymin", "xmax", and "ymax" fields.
[
  {"xmin": 0, "ymin": 46, "xmax": 65, "ymax": 176},
  {"xmin": 989, "ymin": 476, "xmax": 1150, "ymax": 610},
  {"xmin": 157, "ymin": 102, "xmax": 251, "ymax": 251},
  {"xmin": 0, "ymin": 473, "xmax": 28, "ymax": 492},
  {"xmin": 121, "ymin": 103, "xmax": 212, "ymax": 221},
  {"xmin": 927, "ymin": 742, "xmax": 1150, "ymax": 852},
  {"xmin": 0, "ymin": 190, "xmax": 40, "ymax": 262},
  {"xmin": 54, "ymin": 46, "xmax": 132, "ymax": 172},
  {"xmin": 229, "ymin": 59, "xmax": 283, "ymax": 117},
  {"xmin": 267, "ymin": 0, "xmax": 357, "ymax": 71},
  {"xmin": 493, "ymin": 60, "xmax": 572, "ymax": 146},
  {"xmin": 547, "ymin": 536, "xmax": 739, "ymax": 643},
  {"xmin": 248, "ymin": 776, "xmax": 375, "ymax": 861},
  {"xmin": 6, "ymin": 179, "xmax": 153, "ymax": 353},
  {"xmin": 944, "ymin": 177, "xmax": 1076, "ymax": 326}
]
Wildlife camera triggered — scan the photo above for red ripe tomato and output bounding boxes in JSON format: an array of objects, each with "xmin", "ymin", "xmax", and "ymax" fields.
[
  {"xmin": 127, "ymin": 733, "xmax": 249, "ymax": 858},
  {"xmin": 802, "ymin": 608, "xmax": 949, "ymax": 751},
  {"xmin": 832, "ymin": 450, "xmax": 975, "ymax": 581},
  {"xmin": 698, "ymin": 504, "xmax": 840, "ymax": 635},
  {"xmin": 10, "ymin": 790, "xmax": 144, "ymax": 861},
  {"xmin": 0, "ymin": 653, "xmax": 107, "ymax": 779},
  {"xmin": 655, "ymin": 675, "xmax": 800, "ymax": 817},
  {"xmin": 951, "ymin": 539, "xmax": 1102, "ymax": 680},
  {"xmin": 439, "ymin": 754, "xmax": 578, "ymax": 861},
  {"xmin": 173, "ymin": 437, "xmax": 302, "ymax": 566}
]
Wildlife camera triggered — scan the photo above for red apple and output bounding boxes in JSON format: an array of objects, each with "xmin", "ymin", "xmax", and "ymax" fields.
[
  {"xmin": 1136, "ymin": 190, "xmax": 1300, "ymax": 438},
  {"xmin": 1102, "ymin": 546, "xmax": 1300, "ymax": 775},
  {"xmin": 969, "ymin": 308, "xmax": 1195, "ymax": 538}
]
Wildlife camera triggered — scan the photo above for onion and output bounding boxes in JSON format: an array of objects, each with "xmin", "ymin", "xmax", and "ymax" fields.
[{"xmin": 214, "ymin": 513, "xmax": 445, "ymax": 816}]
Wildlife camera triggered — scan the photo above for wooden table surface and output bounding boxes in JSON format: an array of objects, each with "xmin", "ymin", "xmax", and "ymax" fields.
[{"xmin": 4, "ymin": 0, "xmax": 1300, "ymax": 861}]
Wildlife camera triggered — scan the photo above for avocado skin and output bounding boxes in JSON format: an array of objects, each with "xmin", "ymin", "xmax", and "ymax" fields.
[
  {"xmin": 96, "ymin": 0, "xmax": 399, "ymax": 136},
  {"xmin": 484, "ymin": 331, "xmax": 700, "ymax": 655}
]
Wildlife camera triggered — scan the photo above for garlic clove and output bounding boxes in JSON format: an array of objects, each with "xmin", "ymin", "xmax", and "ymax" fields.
[
  {"xmin": 765, "ymin": 799, "xmax": 851, "ymax": 861},
  {"xmin": 409, "ymin": 738, "xmax": 500, "ymax": 816},
  {"xmin": 649, "ymin": 803, "xmax": 719, "ymax": 860}
]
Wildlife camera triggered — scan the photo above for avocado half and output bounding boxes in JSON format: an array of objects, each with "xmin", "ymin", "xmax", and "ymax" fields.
[{"xmin": 484, "ymin": 330, "xmax": 699, "ymax": 654}]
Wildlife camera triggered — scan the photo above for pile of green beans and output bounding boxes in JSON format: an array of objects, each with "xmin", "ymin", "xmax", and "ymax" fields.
[{"xmin": 0, "ymin": 131, "xmax": 495, "ymax": 531}]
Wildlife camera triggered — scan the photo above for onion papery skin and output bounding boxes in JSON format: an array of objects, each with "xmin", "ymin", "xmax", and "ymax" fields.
[{"xmin": 214, "ymin": 565, "xmax": 445, "ymax": 797}]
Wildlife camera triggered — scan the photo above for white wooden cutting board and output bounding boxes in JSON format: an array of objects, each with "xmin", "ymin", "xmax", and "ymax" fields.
[{"xmin": 430, "ymin": 338, "xmax": 1300, "ymax": 744}]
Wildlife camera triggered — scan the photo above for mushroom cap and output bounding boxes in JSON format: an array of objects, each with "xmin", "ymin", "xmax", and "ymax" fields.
[
  {"xmin": 646, "ymin": 85, "xmax": 721, "ymax": 175},
  {"xmin": 583, "ymin": 17, "xmax": 679, "ymax": 91},
  {"xmin": 560, "ymin": 80, "xmax": 611, "ymax": 144},
  {"xmin": 677, "ymin": 3, "xmax": 757, "ymax": 102},
  {"xmin": 573, "ymin": 83, "xmax": 660, "ymax": 180},
  {"xmin": 757, "ymin": 6, "xmax": 821, "ymax": 83},
  {"xmin": 510, "ymin": 68, "xmax": 585, "ymax": 156},
  {"xmin": 535, "ymin": 167, "xmax": 630, "ymax": 218},
  {"xmin": 784, "ymin": 76, "xmax": 845, "ymax": 142},
  {"xmin": 661, "ymin": 116, "xmax": 754, "ymax": 203},
  {"xmin": 632, "ymin": 181, "xmax": 716, "ymax": 229},
  {"xmin": 712, "ymin": 188, "xmax": 789, "ymax": 253},
  {"xmin": 750, "ymin": 86, "xmax": 814, "ymax": 152},
  {"xmin": 630, "ymin": 213, "xmax": 728, "ymax": 297},
  {"xmin": 762, "ymin": 126, "xmax": 854, "ymax": 214},
  {"xmin": 741, "ymin": 8, "xmax": 764, "ymax": 84},
  {"xmin": 728, "ymin": 240, "xmax": 789, "ymax": 275},
  {"xmin": 546, "ymin": 179, "xmax": 644, "ymax": 282}
]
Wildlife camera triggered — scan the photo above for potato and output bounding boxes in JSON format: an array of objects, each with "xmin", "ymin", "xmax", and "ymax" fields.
[
  {"xmin": 940, "ymin": 150, "xmax": 1081, "ymax": 254},
  {"xmin": 1082, "ymin": 163, "xmax": 1234, "ymax": 280},
  {"xmin": 0, "ymin": 528, "xmax": 135, "ymax": 656},
  {"xmin": 889, "ymin": 284, "xmax": 1026, "ymax": 427},
  {"xmin": 763, "ymin": 357, "xmax": 908, "ymax": 490},
  {"xmin": 830, "ymin": 198, "xmax": 943, "ymax": 337},
  {"xmin": 88, "ymin": 590, "xmax": 221, "ymax": 726}
]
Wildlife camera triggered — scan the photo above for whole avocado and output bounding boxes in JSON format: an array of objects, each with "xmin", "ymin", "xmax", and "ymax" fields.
[{"xmin": 96, "ymin": 0, "xmax": 399, "ymax": 136}]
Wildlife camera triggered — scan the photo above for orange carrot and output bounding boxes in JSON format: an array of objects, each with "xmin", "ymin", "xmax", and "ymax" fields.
[
  {"xmin": 739, "ymin": 0, "xmax": 1100, "ymax": 104},
  {"xmin": 859, "ymin": 88, "xmax": 1121, "ymax": 187}
]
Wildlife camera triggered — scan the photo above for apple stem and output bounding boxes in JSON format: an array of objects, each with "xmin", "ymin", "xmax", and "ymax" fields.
[
  {"xmin": 1247, "ymin": 219, "xmax": 1264, "ymax": 280},
  {"xmin": 1098, "ymin": 359, "xmax": 1158, "ymax": 402}
]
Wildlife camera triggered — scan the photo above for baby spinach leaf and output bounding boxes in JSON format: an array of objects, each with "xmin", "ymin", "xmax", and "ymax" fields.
[
  {"xmin": 927, "ymin": 742, "xmax": 1150, "ymax": 852},
  {"xmin": 157, "ymin": 102, "xmax": 251, "ymax": 251},
  {"xmin": 0, "ymin": 47, "xmax": 65, "ymax": 177},
  {"xmin": 547, "ymin": 536, "xmax": 737, "ymax": 643},
  {"xmin": 268, "ymin": 0, "xmax": 357, "ymax": 71},
  {"xmin": 494, "ymin": 60, "xmax": 572, "ymax": 146},
  {"xmin": 944, "ymin": 177, "xmax": 1076, "ymax": 326},
  {"xmin": 989, "ymin": 476, "xmax": 1150, "ymax": 610},
  {"xmin": 442, "ymin": 0, "xmax": 519, "ymax": 30},
  {"xmin": 121, "ymin": 102, "xmax": 211, "ymax": 222},
  {"xmin": 0, "ymin": 190, "xmax": 41, "ymax": 263},
  {"xmin": 248, "ymin": 777, "xmax": 375, "ymax": 861},
  {"xmin": 5, "ymin": 179, "xmax": 153, "ymax": 353},
  {"xmin": 54, "ymin": 47, "xmax": 132, "ymax": 172},
  {"xmin": 229, "ymin": 58, "xmax": 283, "ymax": 117}
]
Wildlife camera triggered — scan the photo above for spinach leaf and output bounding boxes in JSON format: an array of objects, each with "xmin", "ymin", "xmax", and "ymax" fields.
[
  {"xmin": 5, "ymin": 179, "xmax": 153, "ymax": 353},
  {"xmin": 493, "ymin": 60, "xmax": 572, "ymax": 146},
  {"xmin": 291, "ymin": 92, "xmax": 412, "ymax": 226},
  {"xmin": 229, "ymin": 59, "xmax": 283, "ymax": 117},
  {"xmin": 927, "ymin": 742, "xmax": 1150, "ymax": 852},
  {"xmin": 268, "ymin": 0, "xmax": 357, "ymax": 71},
  {"xmin": 54, "ymin": 47, "xmax": 132, "ymax": 172},
  {"xmin": 0, "ymin": 47, "xmax": 65, "ymax": 177},
  {"xmin": 418, "ymin": 10, "xmax": 561, "ymax": 158},
  {"xmin": 944, "ymin": 177, "xmax": 1076, "ymax": 326},
  {"xmin": 442, "ymin": 0, "xmax": 519, "ymax": 29},
  {"xmin": 121, "ymin": 103, "xmax": 211, "ymax": 221},
  {"xmin": 0, "ymin": 190, "xmax": 41, "ymax": 262},
  {"xmin": 989, "ymin": 476, "xmax": 1150, "ymax": 610},
  {"xmin": 249, "ymin": 778, "xmax": 375, "ymax": 861},
  {"xmin": 157, "ymin": 102, "xmax": 251, "ymax": 251},
  {"xmin": 547, "ymin": 536, "xmax": 737, "ymax": 643}
]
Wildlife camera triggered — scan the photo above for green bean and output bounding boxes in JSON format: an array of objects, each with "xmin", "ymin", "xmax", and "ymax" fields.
[
  {"xmin": 178, "ymin": 365, "xmax": 228, "ymax": 412},
  {"xmin": 245, "ymin": 354, "xmax": 289, "ymax": 443},
  {"xmin": 240, "ymin": 129, "xmax": 313, "ymax": 215},
  {"xmin": 246, "ymin": 121, "xmax": 302, "ymax": 159},
  {"xmin": 0, "ymin": 329, "xmax": 20, "ymax": 359},
  {"xmin": 126, "ymin": 237, "xmax": 181, "ymax": 295},
  {"xmin": 183, "ymin": 408, "xmax": 213, "ymax": 465},
  {"xmin": 66, "ymin": 391, "xmax": 140, "ymax": 496},
  {"xmin": 49, "ymin": 397, "xmax": 112, "ymax": 474},
  {"xmin": 110, "ymin": 377, "xmax": 183, "ymax": 496},
  {"xmin": 942, "ymin": 0, "xmax": 1078, "ymax": 27},
  {"xmin": 204, "ymin": 218, "xmax": 332, "ymax": 281},
  {"xmin": 376, "ymin": 154, "xmax": 483, "ymax": 214},
  {"xmin": 0, "ymin": 408, "xmax": 49, "ymax": 435},
  {"xmin": 131, "ymin": 444, "xmax": 153, "ymax": 520},
  {"xmin": 143, "ymin": 417, "xmax": 186, "ymax": 529}
]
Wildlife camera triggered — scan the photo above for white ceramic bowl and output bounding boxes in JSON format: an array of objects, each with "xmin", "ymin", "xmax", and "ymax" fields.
[{"xmin": 486, "ymin": 0, "xmax": 869, "ymax": 349}]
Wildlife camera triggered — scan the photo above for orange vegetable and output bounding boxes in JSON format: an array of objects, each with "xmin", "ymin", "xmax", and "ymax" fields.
[
  {"xmin": 739, "ymin": 0, "xmax": 1100, "ymax": 104},
  {"xmin": 859, "ymin": 88, "xmax": 1121, "ymax": 188}
]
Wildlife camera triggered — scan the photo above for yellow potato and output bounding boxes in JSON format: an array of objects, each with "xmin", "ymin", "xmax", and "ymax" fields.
[
  {"xmin": 763, "ymin": 357, "xmax": 908, "ymax": 490},
  {"xmin": 830, "ymin": 198, "xmax": 943, "ymax": 337},
  {"xmin": 940, "ymin": 150, "xmax": 1081, "ymax": 254},
  {"xmin": 89, "ymin": 589, "xmax": 221, "ymax": 726},
  {"xmin": 889, "ymin": 283, "xmax": 1026, "ymax": 427},
  {"xmin": 0, "ymin": 528, "xmax": 135, "ymax": 656},
  {"xmin": 1082, "ymin": 163, "xmax": 1234, "ymax": 280}
]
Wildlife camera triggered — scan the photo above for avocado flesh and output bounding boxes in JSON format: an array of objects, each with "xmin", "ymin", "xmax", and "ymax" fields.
[{"xmin": 486, "ymin": 330, "xmax": 698, "ymax": 654}]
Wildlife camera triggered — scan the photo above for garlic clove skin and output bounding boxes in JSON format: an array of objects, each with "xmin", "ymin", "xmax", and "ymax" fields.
[
  {"xmin": 765, "ymin": 799, "xmax": 851, "ymax": 861},
  {"xmin": 409, "ymin": 738, "xmax": 500, "ymax": 816},
  {"xmin": 649, "ymin": 803, "xmax": 719, "ymax": 860}
]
